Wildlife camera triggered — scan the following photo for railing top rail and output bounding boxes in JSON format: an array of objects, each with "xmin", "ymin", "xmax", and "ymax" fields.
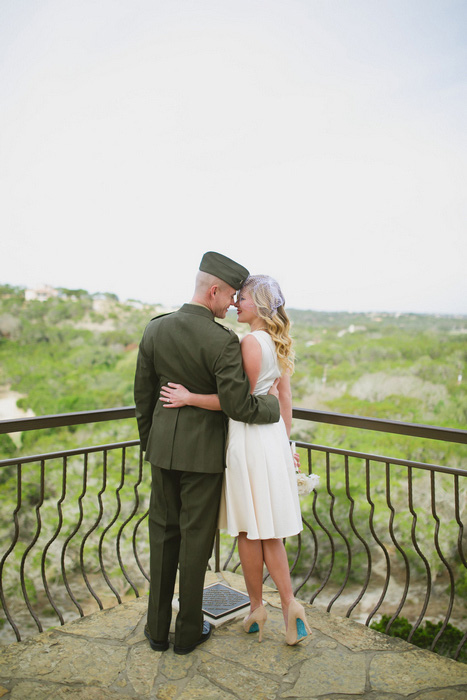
[
  {"xmin": 0, "ymin": 405, "xmax": 466, "ymax": 444},
  {"xmin": 292, "ymin": 408, "xmax": 467, "ymax": 444},
  {"xmin": 0, "ymin": 406, "xmax": 136, "ymax": 434}
]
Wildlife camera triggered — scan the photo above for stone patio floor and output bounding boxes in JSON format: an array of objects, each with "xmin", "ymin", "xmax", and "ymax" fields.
[{"xmin": 1, "ymin": 571, "xmax": 467, "ymax": 700}]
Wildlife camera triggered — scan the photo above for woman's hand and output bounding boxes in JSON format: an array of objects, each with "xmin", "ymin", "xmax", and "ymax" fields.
[
  {"xmin": 290, "ymin": 441, "xmax": 301, "ymax": 471},
  {"xmin": 160, "ymin": 385, "xmax": 221, "ymax": 411},
  {"xmin": 293, "ymin": 451, "xmax": 301, "ymax": 471},
  {"xmin": 160, "ymin": 382, "xmax": 191, "ymax": 408}
]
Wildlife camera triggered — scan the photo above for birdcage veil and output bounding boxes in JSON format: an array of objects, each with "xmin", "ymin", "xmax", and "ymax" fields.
[{"xmin": 241, "ymin": 275, "xmax": 285, "ymax": 317}]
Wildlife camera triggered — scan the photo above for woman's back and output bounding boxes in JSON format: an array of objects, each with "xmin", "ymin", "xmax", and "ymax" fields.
[{"xmin": 247, "ymin": 330, "xmax": 281, "ymax": 395}]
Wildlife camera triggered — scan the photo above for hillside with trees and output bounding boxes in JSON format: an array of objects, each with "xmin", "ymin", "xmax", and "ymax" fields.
[{"xmin": 1, "ymin": 283, "xmax": 466, "ymax": 462}]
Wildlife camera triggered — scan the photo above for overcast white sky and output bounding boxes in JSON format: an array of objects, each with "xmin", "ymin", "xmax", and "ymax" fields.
[{"xmin": 1, "ymin": 0, "xmax": 466, "ymax": 314}]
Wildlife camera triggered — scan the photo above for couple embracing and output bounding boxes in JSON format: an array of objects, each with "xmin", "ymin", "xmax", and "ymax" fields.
[{"xmin": 134, "ymin": 251, "xmax": 311, "ymax": 655}]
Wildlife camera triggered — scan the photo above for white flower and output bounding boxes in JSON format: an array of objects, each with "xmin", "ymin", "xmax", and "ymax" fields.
[{"xmin": 296, "ymin": 472, "xmax": 320, "ymax": 496}]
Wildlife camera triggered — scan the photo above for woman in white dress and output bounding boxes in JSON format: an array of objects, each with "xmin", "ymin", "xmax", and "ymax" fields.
[{"xmin": 160, "ymin": 275, "xmax": 311, "ymax": 645}]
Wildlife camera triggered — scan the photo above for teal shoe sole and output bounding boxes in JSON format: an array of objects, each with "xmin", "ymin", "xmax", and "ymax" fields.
[{"xmin": 296, "ymin": 618, "xmax": 307, "ymax": 640}]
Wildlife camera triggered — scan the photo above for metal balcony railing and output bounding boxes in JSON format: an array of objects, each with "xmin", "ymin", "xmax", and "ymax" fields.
[{"xmin": 0, "ymin": 407, "xmax": 466, "ymax": 661}]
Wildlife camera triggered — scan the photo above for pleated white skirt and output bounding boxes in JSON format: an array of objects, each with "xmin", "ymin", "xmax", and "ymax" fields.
[{"xmin": 218, "ymin": 416, "xmax": 303, "ymax": 540}]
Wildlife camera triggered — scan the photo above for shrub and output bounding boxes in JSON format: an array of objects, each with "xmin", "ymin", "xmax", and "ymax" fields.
[{"xmin": 370, "ymin": 615, "xmax": 467, "ymax": 663}]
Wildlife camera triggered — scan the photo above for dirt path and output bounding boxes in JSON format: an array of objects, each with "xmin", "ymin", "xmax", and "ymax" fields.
[
  {"xmin": 0, "ymin": 386, "xmax": 34, "ymax": 422},
  {"xmin": 0, "ymin": 386, "xmax": 34, "ymax": 446}
]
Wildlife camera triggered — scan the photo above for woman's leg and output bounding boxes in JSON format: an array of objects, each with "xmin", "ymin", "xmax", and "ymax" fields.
[
  {"xmin": 237, "ymin": 532, "xmax": 264, "ymax": 611},
  {"xmin": 262, "ymin": 538, "xmax": 294, "ymax": 626}
]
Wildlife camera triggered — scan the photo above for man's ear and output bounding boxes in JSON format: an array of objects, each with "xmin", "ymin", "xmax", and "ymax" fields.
[{"xmin": 210, "ymin": 285, "xmax": 219, "ymax": 298}]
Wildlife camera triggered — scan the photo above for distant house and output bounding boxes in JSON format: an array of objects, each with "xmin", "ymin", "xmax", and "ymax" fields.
[{"xmin": 25, "ymin": 285, "xmax": 59, "ymax": 302}]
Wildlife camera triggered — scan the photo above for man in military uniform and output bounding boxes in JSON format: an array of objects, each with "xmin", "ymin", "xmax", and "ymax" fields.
[{"xmin": 134, "ymin": 251, "xmax": 280, "ymax": 655}]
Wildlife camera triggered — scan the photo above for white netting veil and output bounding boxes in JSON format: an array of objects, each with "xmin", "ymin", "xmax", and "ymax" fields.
[{"xmin": 241, "ymin": 275, "xmax": 285, "ymax": 317}]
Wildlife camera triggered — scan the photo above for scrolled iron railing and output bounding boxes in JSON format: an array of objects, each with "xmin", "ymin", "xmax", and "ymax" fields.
[
  {"xmin": 0, "ymin": 407, "xmax": 466, "ymax": 661},
  {"xmin": 0, "ymin": 433, "xmax": 148, "ymax": 643}
]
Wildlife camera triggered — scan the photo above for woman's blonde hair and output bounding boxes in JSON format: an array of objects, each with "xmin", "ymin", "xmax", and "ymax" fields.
[{"xmin": 241, "ymin": 275, "xmax": 295, "ymax": 375}]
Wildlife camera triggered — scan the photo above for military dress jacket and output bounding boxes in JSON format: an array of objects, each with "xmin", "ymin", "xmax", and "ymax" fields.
[{"xmin": 134, "ymin": 303, "xmax": 280, "ymax": 474}]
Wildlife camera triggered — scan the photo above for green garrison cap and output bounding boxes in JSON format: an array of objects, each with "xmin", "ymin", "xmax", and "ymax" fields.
[{"xmin": 199, "ymin": 251, "xmax": 249, "ymax": 290}]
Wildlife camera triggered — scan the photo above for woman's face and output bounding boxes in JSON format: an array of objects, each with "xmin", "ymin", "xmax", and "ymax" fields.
[{"xmin": 235, "ymin": 289, "xmax": 257, "ymax": 325}]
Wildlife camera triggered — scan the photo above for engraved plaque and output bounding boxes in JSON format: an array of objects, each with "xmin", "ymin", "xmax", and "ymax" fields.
[{"xmin": 202, "ymin": 583, "xmax": 250, "ymax": 620}]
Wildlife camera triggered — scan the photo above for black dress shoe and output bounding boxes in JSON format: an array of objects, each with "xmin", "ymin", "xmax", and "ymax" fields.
[
  {"xmin": 144, "ymin": 625, "xmax": 169, "ymax": 651},
  {"xmin": 173, "ymin": 621, "xmax": 212, "ymax": 655}
]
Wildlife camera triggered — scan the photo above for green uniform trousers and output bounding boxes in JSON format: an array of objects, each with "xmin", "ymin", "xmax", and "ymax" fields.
[{"xmin": 147, "ymin": 465, "xmax": 224, "ymax": 648}]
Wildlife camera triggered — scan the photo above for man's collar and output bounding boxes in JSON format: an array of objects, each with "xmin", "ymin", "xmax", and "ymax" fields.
[{"xmin": 179, "ymin": 303, "xmax": 214, "ymax": 320}]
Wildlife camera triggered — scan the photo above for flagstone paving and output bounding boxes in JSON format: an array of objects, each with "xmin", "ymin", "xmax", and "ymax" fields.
[{"xmin": 1, "ymin": 572, "xmax": 466, "ymax": 699}]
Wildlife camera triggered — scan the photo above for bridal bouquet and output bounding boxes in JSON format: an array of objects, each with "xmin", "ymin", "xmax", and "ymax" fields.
[
  {"xmin": 291, "ymin": 442, "xmax": 320, "ymax": 496},
  {"xmin": 296, "ymin": 471, "xmax": 320, "ymax": 495}
]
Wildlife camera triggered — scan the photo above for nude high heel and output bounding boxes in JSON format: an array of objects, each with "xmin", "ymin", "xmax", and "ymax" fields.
[
  {"xmin": 243, "ymin": 605, "xmax": 268, "ymax": 642},
  {"xmin": 285, "ymin": 599, "xmax": 312, "ymax": 645}
]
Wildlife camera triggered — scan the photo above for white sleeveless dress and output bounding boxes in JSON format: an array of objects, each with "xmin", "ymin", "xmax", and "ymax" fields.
[{"xmin": 218, "ymin": 330, "xmax": 303, "ymax": 540}]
